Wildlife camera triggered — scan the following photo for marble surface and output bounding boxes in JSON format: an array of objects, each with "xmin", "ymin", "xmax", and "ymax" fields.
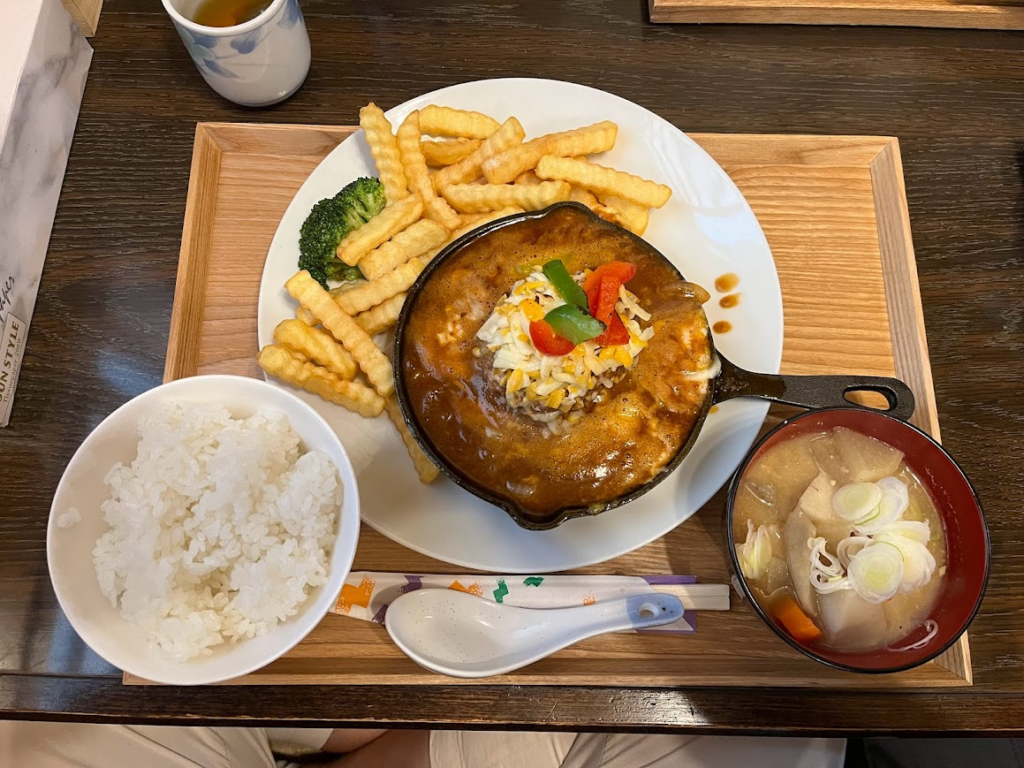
[{"xmin": 0, "ymin": 0, "xmax": 92, "ymax": 425}]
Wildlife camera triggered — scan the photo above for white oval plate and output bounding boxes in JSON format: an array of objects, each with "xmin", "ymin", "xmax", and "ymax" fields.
[{"xmin": 258, "ymin": 78, "xmax": 782, "ymax": 573}]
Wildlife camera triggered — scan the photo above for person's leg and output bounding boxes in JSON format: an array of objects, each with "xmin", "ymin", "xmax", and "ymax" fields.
[
  {"xmin": 321, "ymin": 728, "xmax": 389, "ymax": 753},
  {"xmin": 429, "ymin": 730, "xmax": 578, "ymax": 768},
  {"xmin": 263, "ymin": 726, "xmax": 388, "ymax": 756},
  {"xmin": 319, "ymin": 730, "xmax": 430, "ymax": 768},
  {"xmin": 0, "ymin": 720, "xmax": 275, "ymax": 768},
  {"xmin": 563, "ymin": 732, "xmax": 846, "ymax": 768}
]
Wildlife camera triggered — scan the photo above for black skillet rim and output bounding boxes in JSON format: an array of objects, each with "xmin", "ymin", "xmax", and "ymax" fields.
[{"xmin": 392, "ymin": 201, "xmax": 713, "ymax": 531}]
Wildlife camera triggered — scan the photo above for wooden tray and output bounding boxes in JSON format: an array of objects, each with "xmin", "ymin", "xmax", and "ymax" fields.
[
  {"xmin": 648, "ymin": 0, "xmax": 1024, "ymax": 29},
  {"xmin": 139, "ymin": 122, "xmax": 971, "ymax": 688}
]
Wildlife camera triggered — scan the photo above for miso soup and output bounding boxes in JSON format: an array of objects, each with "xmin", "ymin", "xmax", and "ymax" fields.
[{"xmin": 733, "ymin": 427, "xmax": 946, "ymax": 652}]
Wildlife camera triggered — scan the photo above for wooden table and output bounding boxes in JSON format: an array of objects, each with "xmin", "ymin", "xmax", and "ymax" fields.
[{"xmin": 3, "ymin": 0, "xmax": 1023, "ymax": 733}]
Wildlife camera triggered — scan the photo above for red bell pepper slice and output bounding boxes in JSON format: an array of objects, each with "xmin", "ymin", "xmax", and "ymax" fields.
[
  {"xmin": 585, "ymin": 272, "xmax": 632, "ymax": 347},
  {"xmin": 587, "ymin": 274, "xmax": 619, "ymax": 326},
  {"xmin": 596, "ymin": 312, "xmax": 630, "ymax": 346},
  {"xmin": 529, "ymin": 320, "xmax": 575, "ymax": 356},
  {"xmin": 582, "ymin": 261, "xmax": 637, "ymax": 295}
]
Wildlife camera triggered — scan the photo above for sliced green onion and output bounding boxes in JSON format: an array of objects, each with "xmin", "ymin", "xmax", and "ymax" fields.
[
  {"xmin": 874, "ymin": 531, "xmax": 936, "ymax": 592},
  {"xmin": 543, "ymin": 303, "xmax": 605, "ymax": 345},
  {"xmin": 832, "ymin": 482, "xmax": 883, "ymax": 522},
  {"xmin": 542, "ymin": 259, "xmax": 589, "ymax": 311},
  {"xmin": 876, "ymin": 520, "xmax": 930, "ymax": 544},
  {"xmin": 847, "ymin": 542, "xmax": 904, "ymax": 603},
  {"xmin": 737, "ymin": 520, "xmax": 774, "ymax": 580}
]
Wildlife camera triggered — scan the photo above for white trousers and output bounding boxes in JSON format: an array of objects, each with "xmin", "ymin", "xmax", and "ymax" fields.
[{"xmin": 0, "ymin": 720, "xmax": 846, "ymax": 768}]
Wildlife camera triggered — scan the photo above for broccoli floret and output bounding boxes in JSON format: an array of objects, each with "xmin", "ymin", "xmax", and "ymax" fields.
[
  {"xmin": 325, "ymin": 260, "xmax": 364, "ymax": 283},
  {"xmin": 336, "ymin": 176, "xmax": 386, "ymax": 226},
  {"xmin": 297, "ymin": 177, "xmax": 385, "ymax": 288}
]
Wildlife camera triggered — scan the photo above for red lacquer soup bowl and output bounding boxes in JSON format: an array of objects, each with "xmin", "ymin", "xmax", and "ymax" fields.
[{"xmin": 726, "ymin": 407, "xmax": 990, "ymax": 674}]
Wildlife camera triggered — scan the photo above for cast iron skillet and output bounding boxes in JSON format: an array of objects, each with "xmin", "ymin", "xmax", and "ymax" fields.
[{"xmin": 394, "ymin": 202, "xmax": 915, "ymax": 530}]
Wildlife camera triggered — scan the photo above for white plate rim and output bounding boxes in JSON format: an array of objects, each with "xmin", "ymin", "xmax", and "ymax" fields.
[{"xmin": 257, "ymin": 77, "xmax": 783, "ymax": 573}]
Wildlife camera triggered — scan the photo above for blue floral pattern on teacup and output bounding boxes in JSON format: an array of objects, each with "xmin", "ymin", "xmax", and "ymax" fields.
[
  {"xmin": 279, "ymin": 0, "xmax": 303, "ymax": 29},
  {"xmin": 176, "ymin": 0, "xmax": 304, "ymax": 80}
]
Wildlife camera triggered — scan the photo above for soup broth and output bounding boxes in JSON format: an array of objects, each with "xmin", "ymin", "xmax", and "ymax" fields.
[{"xmin": 733, "ymin": 427, "xmax": 947, "ymax": 652}]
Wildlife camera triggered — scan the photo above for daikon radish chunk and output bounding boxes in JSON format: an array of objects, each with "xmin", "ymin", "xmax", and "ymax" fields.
[
  {"xmin": 797, "ymin": 470, "xmax": 836, "ymax": 523},
  {"xmin": 818, "ymin": 590, "xmax": 888, "ymax": 651},
  {"xmin": 833, "ymin": 427, "xmax": 904, "ymax": 482}
]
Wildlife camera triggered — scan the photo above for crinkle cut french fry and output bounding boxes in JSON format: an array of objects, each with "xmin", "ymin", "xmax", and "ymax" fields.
[
  {"xmin": 421, "ymin": 206, "xmax": 525, "ymax": 262},
  {"xmin": 569, "ymin": 185, "xmax": 599, "ymax": 208},
  {"xmin": 535, "ymin": 155, "xmax": 672, "ymax": 209},
  {"xmin": 421, "ymin": 138, "xmax": 481, "ymax": 167},
  {"xmin": 334, "ymin": 258, "xmax": 424, "ymax": 316},
  {"xmin": 336, "ymin": 195, "xmax": 423, "ymax": 266},
  {"xmin": 360, "ymin": 103, "xmax": 409, "ymax": 204},
  {"xmin": 274, "ymin": 318, "xmax": 358, "ymax": 380},
  {"xmin": 514, "ymin": 170, "xmax": 542, "ymax": 186},
  {"xmin": 481, "ymin": 121, "xmax": 618, "ymax": 185},
  {"xmin": 258, "ymin": 345, "xmax": 385, "ymax": 418},
  {"xmin": 595, "ymin": 192, "xmax": 649, "ymax": 235},
  {"xmin": 359, "ymin": 218, "xmax": 448, "ymax": 281},
  {"xmin": 284, "ymin": 270, "xmax": 394, "ymax": 397},
  {"xmin": 431, "ymin": 117, "xmax": 526, "ymax": 190},
  {"xmin": 296, "ymin": 306, "xmax": 318, "ymax": 326},
  {"xmin": 459, "ymin": 212, "xmax": 490, "ymax": 227},
  {"xmin": 419, "ymin": 105, "xmax": 500, "ymax": 140},
  {"xmin": 354, "ymin": 293, "xmax": 407, "ymax": 336},
  {"xmin": 440, "ymin": 180, "xmax": 571, "ymax": 214},
  {"xmin": 397, "ymin": 112, "xmax": 461, "ymax": 231},
  {"xmin": 384, "ymin": 395, "xmax": 440, "ymax": 483}
]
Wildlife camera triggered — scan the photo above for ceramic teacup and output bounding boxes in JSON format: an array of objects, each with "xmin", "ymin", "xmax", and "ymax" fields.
[{"xmin": 161, "ymin": 0, "xmax": 311, "ymax": 107}]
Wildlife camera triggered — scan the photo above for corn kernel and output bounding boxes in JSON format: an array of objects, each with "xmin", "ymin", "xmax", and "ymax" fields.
[
  {"xmin": 614, "ymin": 346, "xmax": 634, "ymax": 367},
  {"xmin": 546, "ymin": 388, "xmax": 566, "ymax": 409},
  {"xmin": 506, "ymin": 369, "xmax": 525, "ymax": 394},
  {"xmin": 519, "ymin": 299, "xmax": 545, "ymax": 322}
]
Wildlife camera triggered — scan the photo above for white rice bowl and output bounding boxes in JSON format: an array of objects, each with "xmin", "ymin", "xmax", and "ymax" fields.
[
  {"xmin": 47, "ymin": 375, "xmax": 360, "ymax": 686},
  {"xmin": 93, "ymin": 403, "xmax": 340, "ymax": 662}
]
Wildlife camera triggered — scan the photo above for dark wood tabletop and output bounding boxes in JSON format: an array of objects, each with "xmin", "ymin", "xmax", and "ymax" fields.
[{"xmin": 3, "ymin": 0, "xmax": 1023, "ymax": 733}]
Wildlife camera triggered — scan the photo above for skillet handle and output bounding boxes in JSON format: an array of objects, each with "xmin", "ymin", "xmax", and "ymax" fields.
[{"xmin": 714, "ymin": 356, "xmax": 916, "ymax": 422}]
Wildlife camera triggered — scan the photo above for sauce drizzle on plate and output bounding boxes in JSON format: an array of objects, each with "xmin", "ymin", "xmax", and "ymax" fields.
[{"xmin": 714, "ymin": 272, "xmax": 740, "ymax": 293}]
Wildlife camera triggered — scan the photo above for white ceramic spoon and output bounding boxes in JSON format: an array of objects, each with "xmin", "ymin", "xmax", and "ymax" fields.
[{"xmin": 385, "ymin": 589, "xmax": 685, "ymax": 678}]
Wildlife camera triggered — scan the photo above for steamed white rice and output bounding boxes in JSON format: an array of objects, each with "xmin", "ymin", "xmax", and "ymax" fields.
[{"xmin": 92, "ymin": 402, "xmax": 340, "ymax": 662}]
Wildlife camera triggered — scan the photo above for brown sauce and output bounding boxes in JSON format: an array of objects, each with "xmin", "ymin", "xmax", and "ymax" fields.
[
  {"xmin": 719, "ymin": 293, "xmax": 741, "ymax": 309},
  {"xmin": 400, "ymin": 206, "xmax": 714, "ymax": 522},
  {"xmin": 714, "ymin": 272, "xmax": 740, "ymax": 293},
  {"xmin": 712, "ymin": 320, "xmax": 732, "ymax": 334}
]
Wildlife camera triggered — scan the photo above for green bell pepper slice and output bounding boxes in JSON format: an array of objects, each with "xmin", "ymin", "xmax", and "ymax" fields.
[
  {"xmin": 542, "ymin": 259, "xmax": 589, "ymax": 311},
  {"xmin": 543, "ymin": 303, "xmax": 606, "ymax": 345}
]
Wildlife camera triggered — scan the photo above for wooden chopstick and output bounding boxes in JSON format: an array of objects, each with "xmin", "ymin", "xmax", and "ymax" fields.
[{"xmin": 647, "ymin": 583, "xmax": 731, "ymax": 611}]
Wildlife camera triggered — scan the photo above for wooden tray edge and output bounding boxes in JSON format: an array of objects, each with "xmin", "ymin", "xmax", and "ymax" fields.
[
  {"xmin": 648, "ymin": 0, "xmax": 1024, "ymax": 30},
  {"xmin": 164, "ymin": 124, "xmax": 222, "ymax": 384},
  {"xmin": 868, "ymin": 138, "xmax": 970, "ymax": 685}
]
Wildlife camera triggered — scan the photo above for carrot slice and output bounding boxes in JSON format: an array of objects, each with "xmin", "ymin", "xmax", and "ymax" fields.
[{"xmin": 770, "ymin": 595, "xmax": 822, "ymax": 644}]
